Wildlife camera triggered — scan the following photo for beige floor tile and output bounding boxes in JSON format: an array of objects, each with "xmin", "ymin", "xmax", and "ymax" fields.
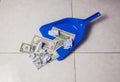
[
  {"xmin": 0, "ymin": 0, "xmax": 71, "ymax": 52},
  {"xmin": 75, "ymin": 53, "xmax": 120, "ymax": 82},
  {"xmin": 72, "ymin": 0, "xmax": 120, "ymax": 52},
  {"xmin": 0, "ymin": 53, "xmax": 75, "ymax": 82}
]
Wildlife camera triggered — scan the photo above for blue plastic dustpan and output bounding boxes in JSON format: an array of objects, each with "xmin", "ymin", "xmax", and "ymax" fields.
[{"xmin": 39, "ymin": 12, "xmax": 101, "ymax": 61}]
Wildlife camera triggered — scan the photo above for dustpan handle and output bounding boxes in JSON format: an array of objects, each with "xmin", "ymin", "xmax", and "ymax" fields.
[{"xmin": 84, "ymin": 12, "xmax": 101, "ymax": 24}]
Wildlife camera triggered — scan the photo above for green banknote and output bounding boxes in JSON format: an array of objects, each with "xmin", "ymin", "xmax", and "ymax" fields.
[
  {"xmin": 52, "ymin": 27, "xmax": 75, "ymax": 40},
  {"xmin": 20, "ymin": 43, "xmax": 32, "ymax": 53}
]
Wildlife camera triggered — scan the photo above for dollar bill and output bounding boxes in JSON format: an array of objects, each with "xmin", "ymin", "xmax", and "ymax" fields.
[
  {"xmin": 50, "ymin": 27, "xmax": 75, "ymax": 50},
  {"xmin": 31, "ymin": 35, "xmax": 49, "ymax": 54},
  {"xmin": 50, "ymin": 51, "xmax": 59, "ymax": 60},
  {"xmin": 33, "ymin": 56, "xmax": 42, "ymax": 69},
  {"xmin": 31, "ymin": 35, "xmax": 59, "ymax": 65},
  {"xmin": 31, "ymin": 35, "xmax": 41, "ymax": 44},
  {"xmin": 20, "ymin": 43, "xmax": 32, "ymax": 53},
  {"xmin": 20, "ymin": 34, "xmax": 67, "ymax": 69},
  {"xmin": 52, "ymin": 27, "xmax": 75, "ymax": 40},
  {"xmin": 54, "ymin": 38, "xmax": 64, "ymax": 50}
]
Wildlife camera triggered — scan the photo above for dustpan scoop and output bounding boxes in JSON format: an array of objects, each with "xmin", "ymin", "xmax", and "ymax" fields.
[{"xmin": 40, "ymin": 12, "xmax": 101, "ymax": 61}]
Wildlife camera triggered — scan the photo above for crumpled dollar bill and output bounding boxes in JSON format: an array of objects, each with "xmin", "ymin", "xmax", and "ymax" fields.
[
  {"xmin": 20, "ymin": 35, "xmax": 59, "ymax": 69},
  {"xmin": 20, "ymin": 27, "xmax": 75, "ymax": 69}
]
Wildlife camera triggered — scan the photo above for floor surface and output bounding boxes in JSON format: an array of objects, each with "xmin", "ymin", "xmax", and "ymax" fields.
[{"xmin": 0, "ymin": 0, "xmax": 120, "ymax": 82}]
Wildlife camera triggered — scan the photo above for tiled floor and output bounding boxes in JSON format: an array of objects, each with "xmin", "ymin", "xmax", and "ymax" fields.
[
  {"xmin": 75, "ymin": 53, "xmax": 120, "ymax": 82},
  {"xmin": 72, "ymin": 0, "xmax": 120, "ymax": 52},
  {"xmin": 0, "ymin": 54, "xmax": 75, "ymax": 82},
  {"xmin": 0, "ymin": 0, "xmax": 120, "ymax": 82},
  {"xmin": 0, "ymin": 0, "xmax": 71, "ymax": 52}
]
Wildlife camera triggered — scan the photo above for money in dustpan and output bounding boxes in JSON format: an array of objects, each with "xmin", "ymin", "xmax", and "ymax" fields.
[{"xmin": 39, "ymin": 12, "xmax": 101, "ymax": 61}]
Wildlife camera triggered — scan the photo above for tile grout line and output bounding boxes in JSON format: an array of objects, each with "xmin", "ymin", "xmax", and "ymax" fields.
[
  {"xmin": 74, "ymin": 0, "xmax": 117, "ymax": 81},
  {"xmin": 73, "ymin": 52, "xmax": 77, "ymax": 82},
  {"xmin": 71, "ymin": 0, "xmax": 73, "ymax": 17},
  {"xmin": 0, "ymin": 52, "xmax": 25, "ymax": 54},
  {"xmin": 74, "ymin": 52, "xmax": 120, "ymax": 54},
  {"xmin": 0, "ymin": 52, "xmax": 120, "ymax": 54},
  {"xmin": 71, "ymin": 0, "xmax": 76, "ymax": 82}
]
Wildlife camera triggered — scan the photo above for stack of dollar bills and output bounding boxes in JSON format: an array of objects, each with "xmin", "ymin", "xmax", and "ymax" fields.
[{"xmin": 20, "ymin": 27, "xmax": 75, "ymax": 69}]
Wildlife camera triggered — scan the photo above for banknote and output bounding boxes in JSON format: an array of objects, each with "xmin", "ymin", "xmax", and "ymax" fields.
[
  {"xmin": 50, "ymin": 27, "xmax": 75, "ymax": 50},
  {"xmin": 50, "ymin": 51, "xmax": 59, "ymax": 60},
  {"xmin": 51, "ymin": 27, "xmax": 75, "ymax": 40},
  {"xmin": 33, "ymin": 56, "xmax": 42, "ymax": 69},
  {"xmin": 20, "ymin": 33, "xmax": 76, "ymax": 69},
  {"xmin": 33, "ymin": 54, "xmax": 53, "ymax": 69},
  {"xmin": 31, "ymin": 35, "xmax": 41, "ymax": 44},
  {"xmin": 31, "ymin": 35, "xmax": 59, "ymax": 64},
  {"xmin": 20, "ymin": 43, "xmax": 32, "ymax": 53},
  {"xmin": 20, "ymin": 35, "xmax": 59, "ymax": 69},
  {"xmin": 31, "ymin": 35, "xmax": 49, "ymax": 54},
  {"xmin": 54, "ymin": 38, "xmax": 64, "ymax": 50}
]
